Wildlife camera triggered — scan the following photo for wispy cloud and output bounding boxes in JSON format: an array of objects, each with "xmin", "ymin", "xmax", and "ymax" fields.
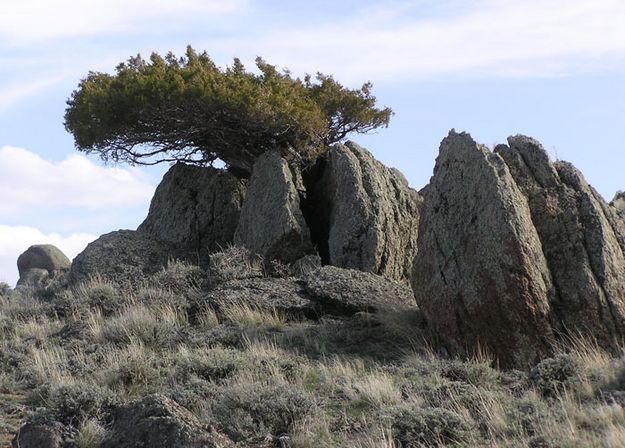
[
  {"xmin": 0, "ymin": 146, "xmax": 155, "ymax": 215},
  {"xmin": 0, "ymin": 75, "xmax": 69, "ymax": 111},
  {"xmin": 214, "ymin": 0, "xmax": 625, "ymax": 82},
  {"xmin": 0, "ymin": 0, "xmax": 248, "ymax": 45},
  {"xmin": 0, "ymin": 225, "xmax": 96, "ymax": 286}
]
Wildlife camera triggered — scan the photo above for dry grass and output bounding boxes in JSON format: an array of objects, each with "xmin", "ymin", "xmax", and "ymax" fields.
[
  {"xmin": 3, "ymin": 271, "xmax": 625, "ymax": 447},
  {"xmin": 220, "ymin": 300, "xmax": 287, "ymax": 329},
  {"xmin": 74, "ymin": 418, "xmax": 106, "ymax": 448}
]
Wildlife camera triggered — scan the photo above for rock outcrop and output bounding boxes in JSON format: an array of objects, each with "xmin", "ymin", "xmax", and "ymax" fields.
[
  {"xmin": 100, "ymin": 395, "xmax": 232, "ymax": 448},
  {"xmin": 204, "ymin": 265, "xmax": 414, "ymax": 319},
  {"xmin": 308, "ymin": 142, "xmax": 420, "ymax": 283},
  {"xmin": 413, "ymin": 131, "xmax": 555, "ymax": 367},
  {"xmin": 611, "ymin": 191, "xmax": 625, "ymax": 214},
  {"xmin": 138, "ymin": 163, "xmax": 246, "ymax": 264},
  {"xmin": 303, "ymin": 265, "xmax": 416, "ymax": 315},
  {"xmin": 206, "ymin": 277, "xmax": 317, "ymax": 318},
  {"xmin": 70, "ymin": 230, "xmax": 184, "ymax": 285},
  {"xmin": 496, "ymin": 136, "xmax": 625, "ymax": 347},
  {"xmin": 414, "ymin": 131, "xmax": 625, "ymax": 367},
  {"xmin": 234, "ymin": 151, "xmax": 313, "ymax": 263},
  {"xmin": 17, "ymin": 245, "xmax": 71, "ymax": 287}
]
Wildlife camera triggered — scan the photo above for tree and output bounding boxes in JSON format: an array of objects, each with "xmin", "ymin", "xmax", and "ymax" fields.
[{"xmin": 64, "ymin": 47, "xmax": 392, "ymax": 175}]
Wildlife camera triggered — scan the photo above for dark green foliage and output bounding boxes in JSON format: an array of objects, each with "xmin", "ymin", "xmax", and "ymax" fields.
[
  {"xmin": 530, "ymin": 354, "xmax": 582, "ymax": 397},
  {"xmin": 64, "ymin": 47, "xmax": 392, "ymax": 174},
  {"xmin": 384, "ymin": 404, "xmax": 475, "ymax": 446}
]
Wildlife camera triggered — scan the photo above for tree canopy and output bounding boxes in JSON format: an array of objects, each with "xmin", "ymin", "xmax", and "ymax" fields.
[{"xmin": 64, "ymin": 47, "xmax": 393, "ymax": 174}]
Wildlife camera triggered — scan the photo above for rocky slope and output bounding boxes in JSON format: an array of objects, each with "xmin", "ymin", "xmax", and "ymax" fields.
[{"xmin": 19, "ymin": 131, "xmax": 625, "ymax": 369}]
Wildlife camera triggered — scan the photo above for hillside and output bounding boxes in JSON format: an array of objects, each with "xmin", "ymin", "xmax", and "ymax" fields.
[{"xmin": 2, "ymin": 131, "xmax": 625, "ymax": 447}]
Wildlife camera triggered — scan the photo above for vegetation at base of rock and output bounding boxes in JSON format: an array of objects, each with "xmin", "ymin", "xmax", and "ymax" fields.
[
  {"xmin": 64, "ymin": 46, "xmax": 392, "ymax": 174},
  {"xmin": 2, "ymin": 255, "xmax": 625, "ymax": 447}
]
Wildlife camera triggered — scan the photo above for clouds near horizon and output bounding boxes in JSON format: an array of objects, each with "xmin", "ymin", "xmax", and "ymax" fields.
[
  {"xmin": 0, "ymin": 146, "xmax": 155, "ymax": 215},
  {"xmin": 0, "ymin": 147, "xmax": 156, "ymax": 285}
]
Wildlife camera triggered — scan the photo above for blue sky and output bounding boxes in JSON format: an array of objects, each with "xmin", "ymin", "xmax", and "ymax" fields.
[{"xmin": 1, "ymin": 0, "xmax": 625, "ymax": 285}]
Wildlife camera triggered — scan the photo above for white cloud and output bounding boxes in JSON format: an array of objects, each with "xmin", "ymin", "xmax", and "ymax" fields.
[
  {"xmin": 0, "ymin": 0, "xmax": 248, "ymax": 45},
  {"xmin": 0, "ymin": 146, "xmax": 155, "ymax": 216},
  {"xmin": 0, "ymin": 225, "xmax": 96, "ymax": 286},
  {"xmin": 217, "ymin": 0, "xmax": 625, "ymax": 81}
]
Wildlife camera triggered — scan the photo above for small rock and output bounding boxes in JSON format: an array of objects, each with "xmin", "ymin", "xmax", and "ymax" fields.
[
  {"xmin": 290, "ymin": 254, "xmax": 322, "ymax": 277},
  {"xmin": 99, "ymin": 395, "xmax": 232, "ymax": 448}
]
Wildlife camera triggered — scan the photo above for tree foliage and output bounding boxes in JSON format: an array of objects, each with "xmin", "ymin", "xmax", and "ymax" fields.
[{"xmin": 64, "ymin": 47, "xmax": 392, "ymax": 174}]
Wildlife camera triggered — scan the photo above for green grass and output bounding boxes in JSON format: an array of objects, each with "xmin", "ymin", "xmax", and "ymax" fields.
[{"xmin": 2, "ymin": 258, "xmax": 625, "ymax": 447}]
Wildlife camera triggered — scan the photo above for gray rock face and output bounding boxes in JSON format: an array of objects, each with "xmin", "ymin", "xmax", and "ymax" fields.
[
  {"xmin": 311, "ymin": 142, "xmax": 420, "ymax": 283},
  {"xmin": 611, "ymin": 191, "xmax": 625, "ymax": 214},
  {"xmin": 70, "ymin": 230, "xmax": 184, "ymax": 285},
  {"xmin": 100, "ymin": 395, "xmax": 232, "ymax": 448},
  {"xmin": 303, "ymin": 265, "xmax": 416, "ymax": 315},
  {"xmin": 17, "ymin": 245, "xmax": 71, "ymax": 287},
  {"xmin": 138, "ymin": 163, "xmax": 247, "ymax": 264},
  {"xmin": 497, "ymin": 136, "xmax": 625, "ymax": 347},
  {"xmin": 234, "ymin": 151, "xmax": 313, "ymax": 263},
  {"xmin": 17, "ymin": 268, "xmax": 50, "ymax": 288},
  {"xmin": 413, "ymin": 131, "xmax": 555, "ymax": 367},
  {"xmin": 11, "ymin": 422, "xmax": 67, "ymax": 448}
]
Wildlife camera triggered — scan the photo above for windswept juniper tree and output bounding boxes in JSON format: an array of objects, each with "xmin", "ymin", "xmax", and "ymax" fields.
[{"xmin": 64, "ymin": 46, "xmax": 392, "ymax": 175}]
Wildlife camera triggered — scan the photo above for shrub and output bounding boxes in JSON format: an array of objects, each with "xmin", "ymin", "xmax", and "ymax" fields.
[
  {"xmin": 383, "ymin": 404, "xmax": 475, "ymax": 447},
  {"xmin": 0, "ymin": 282, "xmax": 11, "ymax": 297},
  {"xmin": 440, "ymin": 359, "xmax": 500, "ymax": 388},
  {"xmin": 45, "ymin": 380, "xmax": 118, "ymax": 425},
  {"xmin": 530, "ymin": 354, "xmax": 583, "ymax": 397},
  {"xmin": 99, "ymin": 303, "xmax": 186, "ymax": 347},
  {"xmin": 74, "ymin": 418, "xmax": 106, "ymax": 448},
  {"xmin": 174, "ymin": 347, "xmax": 246, "ymax": 382},
  {"xmin": 71, "ymin": 276, "xmax": 124, "ymax": 316},
  {"xmin": 207, "ymin": 246, "xmax": 263, "ymax": 284},
  {"xmin": 151, "ymin": 260, "xmax": 205, "ymax": 292},
  {"xmin": 210, "ymin": 381, "xmax": 316, "ymax": 441}
]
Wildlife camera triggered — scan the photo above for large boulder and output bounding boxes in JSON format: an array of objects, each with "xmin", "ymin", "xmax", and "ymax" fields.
[
  {"xmin": 205, "ymin": 277, "xmax": 317, "ymax": 318},
  {"xmin": 69, "ymin": 230, "xmax": 186, "ymax": 285},
  {"xmin": 138, "ymin": 163, "xmax": 247, "ymax": 264},
  {"xmin": 234, "ymin": 151, "xmax": 314, "ymax": 263},
  {"xmin": 413, "ymin": 131, "xmax": 555, "ymax": 367},
  {"xmin": 205, "ymin": 265, "xmax": 414, "ymax": 319},
  {"xmin": 303, "ymin": 265, "xmax": 416, "ymax": 315},
  {"xmin": 497, "ymin": 136, "xmax": 625, "ymax": 347},
  {"xmin": 308, "ymin": 142, "xmax": 420, "ymax": 283},
  {"xmin": 16, "ymin": 245, "xmax": 71, "ymax": 287},
  {"xmin": 100, "ymin": 395, "xmax": 232, "ymax": 448}
]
